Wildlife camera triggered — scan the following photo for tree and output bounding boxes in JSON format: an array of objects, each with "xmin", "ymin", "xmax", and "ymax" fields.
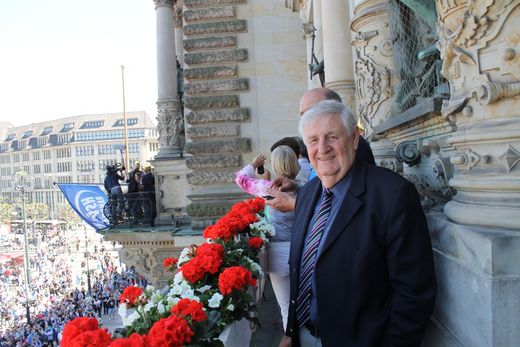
[
  {"xmin": 56, "ymin": 203, "xmax": 82, "ymax": 228},
  {"xmin": 25, "ymin": 203, "xmax": 49, "ymax": 221},
  {"xmin": 0, "ymin": 203, "xmax": 13, "ymax": 224}
]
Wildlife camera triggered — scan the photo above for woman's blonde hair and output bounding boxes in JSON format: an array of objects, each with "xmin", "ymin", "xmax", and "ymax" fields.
[{"xmin": 271, "ymin": 145, "xmax": 300, "ymax": 179}]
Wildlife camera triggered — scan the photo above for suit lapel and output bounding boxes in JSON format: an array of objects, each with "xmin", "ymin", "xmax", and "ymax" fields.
[
  {"xmin": 291, "ymin": 179, "xmax": 322, "ymax": 268},
  {"xmin": 319, "ymin": 161, "xmax": 366, "ymax": 257}
]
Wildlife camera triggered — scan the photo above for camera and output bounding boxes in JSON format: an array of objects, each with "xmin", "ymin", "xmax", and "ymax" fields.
[{"xmin": 116, "ymin": 163, "xmax": 126, "ymax": 171}]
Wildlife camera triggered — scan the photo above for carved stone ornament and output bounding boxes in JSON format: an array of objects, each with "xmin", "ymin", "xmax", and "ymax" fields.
[
  {"xmin": 157, "ymin": 101, "xmax": 184, "ymax": 149},
  {"xmin": 500, "ymin": 145, "xmax": 520, "ymax": 172},
  {"xmin": 395, "ymin": 140, "xmax": 421, "ymax": 166},
  {"xmin": 449, "ymin": 148, "xmax": 482, "ymax": 171},
  {"xmin": 154, "ymin": 0, "xmax": 175, "ymax": 8},
  {"xmin": 437, "ymin": 0, "xmax": 520, "ymax": 115},
  {"xmin": 283, "ymin": 0, "xmax": 302, "ymax": 12},
  {"xmin": 173, "ymin": 5, "xmax": 183, "ymax": 28},
  {"xmin": 353, "ymin": 30, "xmax": 392, "ymax": 134}
]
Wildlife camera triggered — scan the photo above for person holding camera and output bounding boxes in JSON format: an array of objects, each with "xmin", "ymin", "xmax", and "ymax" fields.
[
  {"xmin": 235, "ymin": 145, "xmax": 301, "ymax": 338},
  {"xmin": 104, "ymin": 164, "xmax": 125, "ymax": 224}
]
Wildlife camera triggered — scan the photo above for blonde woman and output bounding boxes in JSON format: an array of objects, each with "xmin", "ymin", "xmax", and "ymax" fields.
[{"xmin": 235, "ymin": 145, "xmax": 301, "ymax": 334}]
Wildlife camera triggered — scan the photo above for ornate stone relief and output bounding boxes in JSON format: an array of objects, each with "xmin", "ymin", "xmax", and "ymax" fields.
[
  {"xmin": 500, "ymin": 145, "xmax": 520, "ymax": 172},
  {"xmin": 437, "ymin": 0, "xmax": 520, "ymax": 115},
  {"xmin": 395, "ymin": 139, "xmax": 455, "ymax": 207},
  {"xmin": 154, "ymin": 0, "xmax": 175, "ymax": 8},
  {"xmin": 352, "ymin": 30, "xmax": 392, "ymax": 135},
  {"xmin": 157, "ymin": 101, "xmax": 184, "ymax": 152},
  {"xmin": 450, "ymin": 148, "xmax": 486, "ymax": 171}
]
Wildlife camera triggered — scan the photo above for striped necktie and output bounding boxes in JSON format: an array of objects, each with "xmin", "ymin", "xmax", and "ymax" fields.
[{"xmin": 295, "ymin": 187, "xmax": 333, "ymax": 327}]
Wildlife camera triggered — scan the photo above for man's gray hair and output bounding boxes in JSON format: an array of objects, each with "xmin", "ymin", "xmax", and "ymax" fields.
[{"xmin": 299, "ymin": 100, "xmax": 357, "ymax": 142}]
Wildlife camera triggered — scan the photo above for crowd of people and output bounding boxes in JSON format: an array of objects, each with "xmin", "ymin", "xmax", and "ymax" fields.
[
  {"xmin": 103, "ymin": 161, "xmax": 156, "ymax": 227},
  {"xmin": 0, "ymin": 225, "xmax": 145, "ymax": 346}
]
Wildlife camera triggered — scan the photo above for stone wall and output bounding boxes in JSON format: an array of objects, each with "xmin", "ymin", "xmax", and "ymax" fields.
[{"xmin": 182, "ymin": 0, "xmax": 307, "ymax": 228}]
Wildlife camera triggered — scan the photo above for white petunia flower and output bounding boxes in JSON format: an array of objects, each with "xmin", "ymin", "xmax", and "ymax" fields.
[
  {"xmin": 157, "ymin": 302, "xmax": 166, "ymax": 314},
  {"xmin": 144, "ymin": 300, "xmax": 155, "ymax": 312},
  {"xmin": 227, "ymin": 304, "xmax": 235, "ymax": 311},
  {"xmin": 173, "ymin": 271, "xmax": 185, "ymax": 285},
  {"xmin": 146, "ymin": 285, "xmax": 156, "ymax": 292},
  {"xmin": 208, "ymin": 293, "xmax": 223, "ymax": 308},
  {"xmin": 125, "ymin": 310, "xmax": 140, "ymax": 326},
  {"xmin": 177, "ymin": 247, "xmax": 191, "ymax": 265},
  {"xmin": 197, "ymin": 285, "xmax": 212, "ymax": 293}
]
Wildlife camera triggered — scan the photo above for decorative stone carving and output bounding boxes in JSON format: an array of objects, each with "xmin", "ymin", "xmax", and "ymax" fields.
[
  {"xmin": 184, "ymin": 0, "xmax": 246, "ymax": 7},
  {"xmin": 173, "ymin": 5, "xmax": 183, "ymax": 28},
  {"xmin": 184, "ymin": 49, "xmax": 248, "ymax": 66},
  {"xmin": 351, "ymin": 2, "xmax": 397, "ymax": 138},
  {"xmin": 154, "ymin": 0, "xmax": 175, "ymax": 8},
  {"xmin": 185, "ymin": 108, "xmax": 250, "ymax": 124},
  {"xmin": 500, "ymin": 145, "xmax": 520, "ymax": 172},
  {"xmin": 156, "ymin": 101, "xmax": 184, "ymax": 156},
  {"xmin": 184, "ymin": 20, "xmax": 247, "ymax": 37},
  {"xmin": 185, "ymin": 95, "xmax": 240, "ymax": 110},
  {"xmin": 185, "ymin": 65, "xmax": 238, "ymax": 81},
  {"xmin": 437, "ymin": 0, "xmax": 520, "ymax": 115},
  {"xmin": 450, "ymin": 148, "xmax": 483, "ymax": 171},
  {"xmin": 184, "ymin": 78, "xmax": 249, "ymax": 96},
  {"xmin": 184, "ymin": 6, "xmax": 235, "ymax": 23},
  {"xmin": 184, "ymin": 36, "xmax": 238, "ymax": 52},
  {"xmin": 395, "ymin": 140, "xmax": 421, "ymax": 166}
]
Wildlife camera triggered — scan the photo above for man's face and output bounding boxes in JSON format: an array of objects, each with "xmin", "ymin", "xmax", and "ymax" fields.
[{"xmin": 303, "ymin": 113, "xmax": 359, "ymax": 188}]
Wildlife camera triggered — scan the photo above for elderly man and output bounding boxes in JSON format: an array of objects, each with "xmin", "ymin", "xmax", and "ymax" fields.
[
  {"xmin": 282, "ymin": 100, "xmax": 436, "ymax": 346},
  {"xmin": 267, "ymin": 87, "xmax": 374, "ymax": 212}
]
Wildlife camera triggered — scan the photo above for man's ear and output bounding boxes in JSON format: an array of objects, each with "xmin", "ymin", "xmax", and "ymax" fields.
[{"xmin": 352, "ymin": 129, "xmax": 360, "ymax": 150}]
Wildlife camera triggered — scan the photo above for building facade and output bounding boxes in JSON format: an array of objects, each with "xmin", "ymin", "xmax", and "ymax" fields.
[
  {"xmin": 0, "ymin": 111, "xmax": 159, "ymax": 218},
  {"xmin": 140, "ymin": 0, "xmax": 520, "ymax": 345}
]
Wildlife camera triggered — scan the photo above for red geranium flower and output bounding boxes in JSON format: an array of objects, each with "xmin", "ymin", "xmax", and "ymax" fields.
[
  {"xmin": 147, "ymin": 315, "xmax": 194, "ymax": 347},
  {"xmin": 218, "ymin": 266, "xmax": 257, "ymax": 295},
  {"xmin": 171, "ymin": 298, "xmax": 207, "ymax": 322},
  {"xmin": 163, "ymin": 257, "xmax": 177, "ymax": 268},
  {"xmin": 247, "ymin": 237, "xmax": 264, "ymax": 249},
  {"xmin": 180, "ymin": 243, "xmax": 224, "ymax": 284},
  {"xmin": 61, "ymin": 317, "xmax": 112, "ymax": 347},
  {"xmin": 119, "ymin": 286, "xmax": 143, "ymax": 306},
  {"xmin": 108, "ymin": 333, "xmax": 148, "ymax": 347}
]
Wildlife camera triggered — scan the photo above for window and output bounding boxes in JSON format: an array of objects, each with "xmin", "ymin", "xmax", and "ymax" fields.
[
  {"xmin": 61, "ymin": 122, "xmax": 74, "ymax": 132},
  {"xmin": 57, "ymin": 134, "xmax": 70, "ymax": 144},
  {"xmin": 41, "ymin": 126, "xmax": 52, "ymax": 136},
  {"xmin": 23, "ymin": 165, "xmax": 30, "ymax": 173},
  {"xmin": 57, "ymin": 162, "xmax": 71, "ymax": 172},
  {"xmin": 32, "ymin": 152, "xmax": 40, "ymax": 160},
  {"xmin": 22, "ymin": 153, "xmax": 29, "ymax": 161},
  {"xmin": 36, "ymin": 137, "xmax": 48, "ymax": 147},
  {"xmin": 22, "ymin": 130, "xmax": 33, "ymax": 139},
  {"xmin": 43, "ymin": 150, "xmax": 51, "ymax": 159},
  {"xmin": 33, "ymin": 165, "xmax": 41, "ymax": 174},
  {"xmin": 18, "ymin": 140, "xmax": 27, "ymax": 149},
  {"xmin": 44, "ymin": 163, "xmax": 52, "ymax": 173},
  {"xmin": 56, "ymin": 148, "xmax": 71, "ymax": 158},
  {"xmin": 5, "ymin": 133, "xmax": 15, "ymax": 141},
  {"xmin": 0, "ymin": 143, "xmax": 8, "ymax": 152},
  {"xmin": 113, "ymin": 118, "xmax": 138, "ymax": 127},
  {"xmin": 13, "ymin": 154, "xmax": 19, "ymax": 162},
  {"xmin": 80, "ymin": 120, "xmax": 104, "ymax": 129}
]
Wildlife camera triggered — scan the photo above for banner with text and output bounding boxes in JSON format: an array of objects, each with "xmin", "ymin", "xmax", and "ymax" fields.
[{"xmin": 57, "ymin": 184, "xmax": 109, "ymax": 230}]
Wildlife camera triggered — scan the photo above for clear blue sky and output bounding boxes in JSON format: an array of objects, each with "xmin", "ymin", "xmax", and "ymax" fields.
[{"xmin": 0, "ymin": 0, "xmax": 157, "ymax": 126}]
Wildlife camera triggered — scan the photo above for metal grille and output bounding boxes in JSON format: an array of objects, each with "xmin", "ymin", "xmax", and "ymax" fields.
[{"xmin": 388, "ymin": 0, "xmax": 445, "ymax": 115}]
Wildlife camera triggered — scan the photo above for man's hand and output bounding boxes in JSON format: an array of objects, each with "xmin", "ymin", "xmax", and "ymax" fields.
[
  {"xmin": 265, "ymin": 187, "xmax": 296, "ymax": 212},
  {"xmin": 278, "ymin": 335, "xmax": 291, "ymax": 347},
  {"xmin": 271, "ymin": 176, "xmax": 299, "ymax": 193}
]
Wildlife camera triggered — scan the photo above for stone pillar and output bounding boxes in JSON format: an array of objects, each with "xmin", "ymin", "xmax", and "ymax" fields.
[
  {"xmin": 153, "ymin": 0, "xmax": 190, "ymax": 226},
  {"xmin": 437, "ymin": 0, "xmax": 520, "ymax": 230},
  {"xmin": 155, "ymin": 0, "xmax": 183, "ymax": 158},
  {"xmin": 309, "ymin": 0, "xmax": 324, "ymax": 90},
  {"xmin": 174, "ymin": 3, "xmax": 184, "ymax": 67},
  {"xmin": 321, "ymin": 0, "xmax": 355, "ymax": 111}
]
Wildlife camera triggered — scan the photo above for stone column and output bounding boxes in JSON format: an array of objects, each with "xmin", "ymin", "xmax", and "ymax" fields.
[
  {"xmin": 173, "ymin": 3, "xmax": 184, "ymax": 67},
  {"xmin": 321, "ymin": 0, "xmax": 356, "ymax": 111},
  {"xmin": 155, "ymin": 0, "xmax": 183, "ymax": 158}
]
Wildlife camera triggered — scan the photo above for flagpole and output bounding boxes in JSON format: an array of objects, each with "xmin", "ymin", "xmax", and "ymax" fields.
[{"xmin": 121, "ymin": 65, "xmax": 130, "ymax": 174}]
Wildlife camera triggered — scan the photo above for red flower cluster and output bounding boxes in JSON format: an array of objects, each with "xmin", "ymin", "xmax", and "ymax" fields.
[
  {"xmin": 108, "ymin": 333, "xmax": 148, "ymax": 347},
  {"xmin": 247, "ymin": 237, "xmax": 264, "ymax": 249},
  {"xmin": 218, "ymin": 266, "xmax": 257, "ymax": 295},
  {"xmin": 180, "ymin": 243, "xmax": 224, "ymax": 284},
  {"xmin": 61, "ymin": 317, "xmax": 112, "ymax": 347},
  {"xmin": 171, "ymin": 298, "xmax": 207, "ymax": 322},
  {"xmin": 203, "ymin": 197, "xmax": 264, "ymax": 241},
  {"xmin": 163, "ymin": 257, "xmax": 177, "ymax": 268},
  {"xmin": 119, "ymin": 286, "xmax": 143, "ymax": 306},
  {"xmin": 147, "ymin": 315, "xmax": 194, "ymax": 347}
]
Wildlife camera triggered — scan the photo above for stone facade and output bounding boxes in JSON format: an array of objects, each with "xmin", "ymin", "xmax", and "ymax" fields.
[{"xmin": 124, "ymin": 0, "xmax": 520, "ymax": 344}]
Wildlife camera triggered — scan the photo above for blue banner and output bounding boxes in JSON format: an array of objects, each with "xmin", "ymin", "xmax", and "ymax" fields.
[{"xmin": 57, "ymin": 184, "xmax": 109, "ymax": 230}]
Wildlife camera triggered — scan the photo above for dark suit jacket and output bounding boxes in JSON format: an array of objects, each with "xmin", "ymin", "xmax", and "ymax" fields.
[
  {"xmin": 287, "ymin": 161, "xmax": 436, "ymax": 347},
  {"xmin": 357, "ymin": 136, "xmax": 375, "ymax": 165}
]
